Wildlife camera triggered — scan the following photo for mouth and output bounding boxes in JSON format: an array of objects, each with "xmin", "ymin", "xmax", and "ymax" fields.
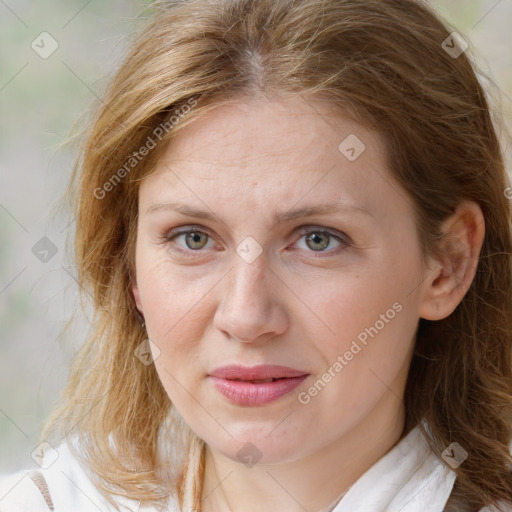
[
  {"xmin": 209, "ymin": 364, "xmax": 308, "ymax": 381},
  {"xmin": 230, "ymin": 377, "xmax": 281, "ymax": 383},
  {"xmin": 208, "ymin": 365, "xmax": 309, "ymax": 406}
]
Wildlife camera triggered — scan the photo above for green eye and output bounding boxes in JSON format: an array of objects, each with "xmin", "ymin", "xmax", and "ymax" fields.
[
  {"xmin": 182, "ymin": 231, "xmax": 209, "ymax": 250},
  {"xmin": 165, "ymin": 228, "xmax": 214, "ymax": 253},
  {"xmin": 296, "ymin": 228, "xmax": 349, "ymax": 254}
]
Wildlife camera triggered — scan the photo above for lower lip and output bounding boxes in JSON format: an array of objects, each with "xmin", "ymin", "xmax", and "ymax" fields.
[{"xmin": 209, "ymin": 375, "xmax": 309, "ymax": 406}]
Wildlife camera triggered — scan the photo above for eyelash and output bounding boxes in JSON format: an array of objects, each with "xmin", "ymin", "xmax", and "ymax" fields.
[{"xmin": 162, "ymin": 225, "xmax": 351, "ymax": 258}]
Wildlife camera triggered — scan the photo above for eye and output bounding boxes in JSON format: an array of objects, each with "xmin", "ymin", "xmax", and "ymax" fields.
[
  {"xmin": 163, "ymin": 225, "xmax": 350, "ymax": 257},
  {"xmin": 294, "ymin": 227, "xmax": 350, "ymax": 254},
  {"xmin": 164, "ymin": 227, "xmax": 215, "ymax": 253}
]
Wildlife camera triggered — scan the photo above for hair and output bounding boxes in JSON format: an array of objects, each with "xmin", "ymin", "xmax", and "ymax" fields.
[{"xmin": 39, "ymin": 0, "xmax": 512, "ymax": 510}]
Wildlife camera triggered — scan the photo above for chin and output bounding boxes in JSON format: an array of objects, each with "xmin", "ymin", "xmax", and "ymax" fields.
[{"xmin": 204, "ymin": 427, "xmax": 309, "ymax": 466}]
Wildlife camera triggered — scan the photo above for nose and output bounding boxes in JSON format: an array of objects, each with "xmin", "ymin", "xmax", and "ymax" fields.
[{"xmin": 213, "ymin": 254, "xmax": 288, "ymax": 343}]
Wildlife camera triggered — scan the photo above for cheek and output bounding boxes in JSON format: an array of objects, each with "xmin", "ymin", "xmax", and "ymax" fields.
[
  {"xmin": 136, "ymin": 256, "xmax": 216, "ymax": 380},
  {"xmin": 297, "ymin": 263, "xmax": 411, "ymax": 354},
  {"xmin": 137, "ymin": 253, "xmax": 206, "ymax": 331},
  {"xmin": 297, "ymin": 259, "xmax": 419, "ymax": 403},
  {"xmin": 298, "ymin": 302, "xmax": 416, "ymax": 442}
]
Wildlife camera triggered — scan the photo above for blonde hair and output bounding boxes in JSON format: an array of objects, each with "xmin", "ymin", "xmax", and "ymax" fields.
[{"xmin": 40, "ymin": 0, "xmax": 512, "ymax": 510}]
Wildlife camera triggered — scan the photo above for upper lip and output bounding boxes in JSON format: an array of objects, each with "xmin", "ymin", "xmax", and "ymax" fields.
[{"xmin": 209, "ymin": 364, "xmax": 309, "ymax": 380}]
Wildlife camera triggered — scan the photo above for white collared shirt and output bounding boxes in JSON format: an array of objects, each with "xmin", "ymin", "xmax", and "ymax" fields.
[{"xmin": 0, "ymin": 423, "xmax": 509, "ymax": 512}]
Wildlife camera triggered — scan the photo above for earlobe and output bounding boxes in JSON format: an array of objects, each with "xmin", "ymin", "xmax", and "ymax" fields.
[{"xmin": 418, "ymin": 201, "xmax": 485, "ymax": 321}]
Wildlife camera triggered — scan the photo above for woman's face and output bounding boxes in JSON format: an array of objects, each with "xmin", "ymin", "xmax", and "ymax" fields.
[{"xmin": 133, "ymin": 94, "xmax": 432, "ymax": 464}]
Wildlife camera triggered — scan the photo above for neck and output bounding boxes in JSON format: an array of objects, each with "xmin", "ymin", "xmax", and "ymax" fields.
[{"xmin": 199, "ymin": 395, "xmax": 406, "ymax": 512}]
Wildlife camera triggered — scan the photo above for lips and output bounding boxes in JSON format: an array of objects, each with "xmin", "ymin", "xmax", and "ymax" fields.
[
  {"xmin": 208, "ymin": 364, "xmax": 308, "ymax": 381},
  {"xmin": 208, "ymin": 365, "xmax": 310, "ymax": 406}
]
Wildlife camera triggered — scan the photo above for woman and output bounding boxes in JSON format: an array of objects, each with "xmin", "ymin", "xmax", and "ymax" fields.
[{"xmin": 1, "ymin": 0, "xmax": 511, "ymax": 510}]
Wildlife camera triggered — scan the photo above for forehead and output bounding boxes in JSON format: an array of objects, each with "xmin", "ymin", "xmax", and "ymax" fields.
[
  {"xmin": 139, "ymin": 94, "xmax": 410, "ymax": 230},
  {"xmin": 156, "ymin": 95, "xmax": 380, "ymax": 174}
]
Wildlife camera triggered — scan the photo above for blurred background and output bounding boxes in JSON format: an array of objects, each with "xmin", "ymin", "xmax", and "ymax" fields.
[{"xmin": 0, "ymin": 0, "xmax": 511, "ymax": 475}]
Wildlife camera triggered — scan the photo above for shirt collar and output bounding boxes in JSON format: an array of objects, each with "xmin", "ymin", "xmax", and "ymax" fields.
[
  {"xmin": 331, "ymin": 421, "xmax": 456, "ymax": 512},
  {"xmin": 51, "ymin": 421, "xmax": 454, "ymax": 511}
]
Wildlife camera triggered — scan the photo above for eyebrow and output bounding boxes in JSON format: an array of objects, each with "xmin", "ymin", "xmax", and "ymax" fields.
[{"xmin": 145, "ymin": 201, "xmax": 372, "ymax": 228}]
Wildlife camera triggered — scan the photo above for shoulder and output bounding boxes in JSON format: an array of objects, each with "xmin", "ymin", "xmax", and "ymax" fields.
[
  {"xmin": 0, "ymin": 439, "xmax": 180, "ymax": 512},
  {"xmin": 0, "ymin": 439, "xmax": 106, "ymax": 512}
]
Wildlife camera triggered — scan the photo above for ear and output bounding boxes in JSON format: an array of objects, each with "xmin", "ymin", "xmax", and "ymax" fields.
[
  {"xmin": 132, "ymin": 279, "xmax": 144, "ymax": 317},
  {"xmin": 418, "ymin": 200, "xmax": 485, "ymax": 321}
]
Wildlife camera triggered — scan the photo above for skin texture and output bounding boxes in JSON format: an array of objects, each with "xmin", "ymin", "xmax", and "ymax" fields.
[{"xmin": 132, "ymin": 93, "xmax": 485, "ymax": 512}]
